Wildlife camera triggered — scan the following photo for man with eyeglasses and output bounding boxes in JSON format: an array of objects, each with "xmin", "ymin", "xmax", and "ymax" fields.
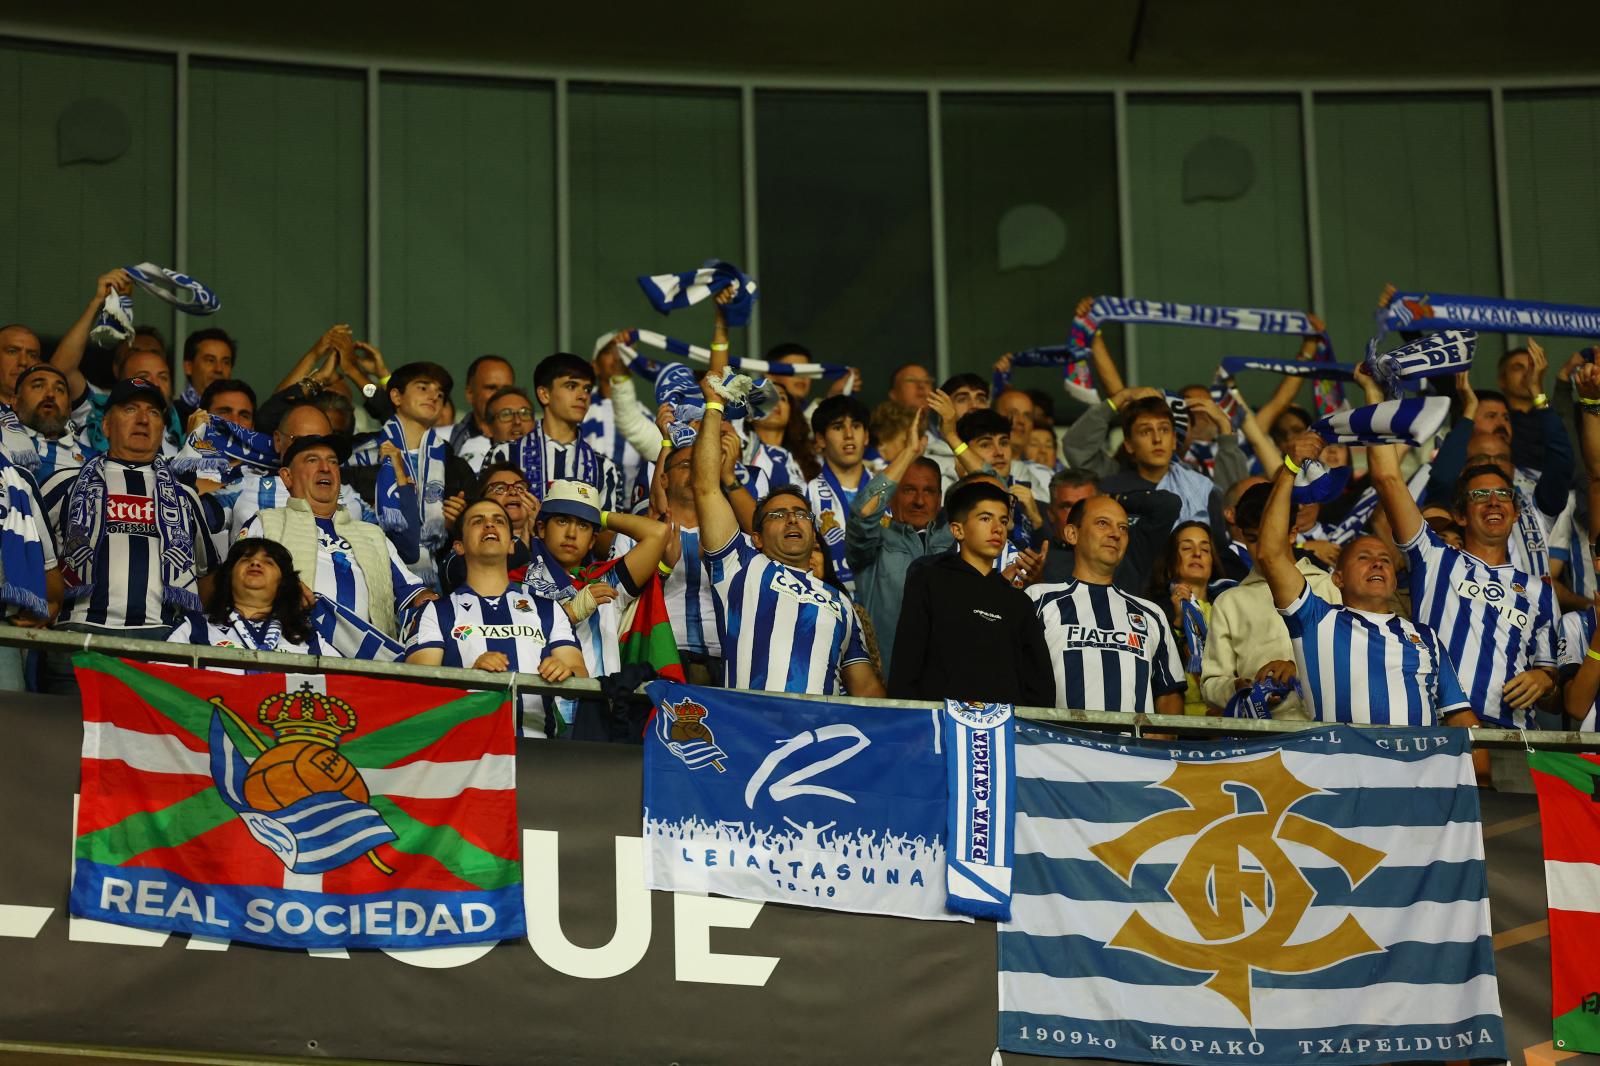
[
  {"xmin": 441, "ymin": 463, "xmax": 538, "ymax": 589},
  {"xmin": 1366, "ymin": 367, "xmax": 1558, "ymax": 731},
  {"xmin": 693, "ymin": 361, "xmax": 884, "ymax": 696},
  {"xmin": 485, "ymin": 386, "xmax": 537, "ymax": 445}
]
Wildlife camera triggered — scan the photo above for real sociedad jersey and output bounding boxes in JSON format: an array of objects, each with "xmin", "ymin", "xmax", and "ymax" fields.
[
  {"xmin": 1280, "ymin": 585, "xmax": 1470, "ymax": 725},
  {"xmin": 663, "ymin": 526, "xmax": 720, "ymax": 658},
  {"xmin": 703, "ymin": 532, "xmax": 870, "ymax": 695},
  {"xmin": 22, "ymin": 424, "xmax": 85, "ymax": 480},
  {"xmin": 240, "ymin": 515, "xmax": 427, "ymax": 619},
  {"xmin": 40, "ymin": 461, "xmax": 216, "ymax": 632},
  {"xmin": 1027, "ymin": 579, "xmax": 1186, "ymax": 713},
  {"xmin": 490, "ymin": 430, "xmax": 626, "ymax": 513},
  {"xmin": 408, "ymin": 584, "xmax": 580, "ymax": 738},
  {"xmin": 739, "ymin": 439, "xmax": 802, "ymax": 501},
  {"xmin": 1403, "ymin": 525, "xmax": 1557, "ymax": 730},
  {"xmin": 1557, "ymin": 608, "xmax": 1599, "ymax": 731},
  {"xmin": 166, "ymin": 611, "xmax": 333, "ymax": 658}
]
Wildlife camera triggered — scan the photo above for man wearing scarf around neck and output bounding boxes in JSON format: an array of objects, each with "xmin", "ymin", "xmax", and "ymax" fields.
[
  {"xmin": 348, "ymin": 361, "xmax": 475, "ymax": 588},
  {"xmin": 492, "ymin": 352, "xmax": 626, "ymax": 523},
  {"xmin": 11, "ymin": 364, "xmax": 86, "ymax": 479},
  {"xmin": 38, "ymin": 377, "xmax": 218, "ymax": 695}
]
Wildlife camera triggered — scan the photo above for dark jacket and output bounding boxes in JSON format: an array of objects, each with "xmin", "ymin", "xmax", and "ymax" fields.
[
  {"xmin": 1038, "ymin": 488, "xmax": 1182, "ymax": 591},
  {"xmin": 888, "ymin": 550, "xmax": 1055, "ymax": 707}
]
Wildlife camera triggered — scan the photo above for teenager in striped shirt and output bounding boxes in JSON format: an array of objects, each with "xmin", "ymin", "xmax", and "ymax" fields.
[{"xmin": 1262, "ymin": 432, "xmax": 1473, "ymax": 727}]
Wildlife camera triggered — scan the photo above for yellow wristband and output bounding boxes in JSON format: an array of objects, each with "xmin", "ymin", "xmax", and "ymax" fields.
[
  {"xmin": 1106, "ymin": 398, "xmax": 1118, "ymax": 412},
  {"xmin": 378, "ymin": 374, "xmax": 391, "ymax": 387},
  {"xmin": 711, "ymin": 342, "xmax": 730, "ymax": 351},
  {"xmin": 1284, "ymin": 456, "xmax": 1301, "ymax": 475},
  {"xmin": 1586, "ymin": 648, "xmax": 1600, "ymax": 663},
  {"xmin": 953, "ymin": 442, "xmax": 970, "ymax": 457},
  {"xmin": 658, "ymin": 560, "xmax": 674, "ymax": 577},
  {"xmin": 599, "ymin": 510, "xmax": 609, "ymax": 529},
  {"xmin": 705, "ymin": 401, "xmax": 725, "ymax": 413},
  {"xmin": 660, "ymin": 439, "xmax": 674, "ymax": 451}
]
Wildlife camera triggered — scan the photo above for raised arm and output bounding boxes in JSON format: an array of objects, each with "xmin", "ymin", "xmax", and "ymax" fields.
[
  {"xmin": 926, "ymin": 390, "xmax": 982, "ymax": 476},
  {"xmin": 1259, "ymin": 435, "xmax": 1321, "ymax": 610},
  {"xmin": 1077, "ymin": 295, "xmax": 1126, "ymax": 397},
  {"xmin": 1254, "ymin": 314, "xmax": 1323, "ymax": 430},
  {"xmin": 602, "ymin": 510, "xmax": 671, "ymax": 590},
  {"xmin": 691, "ymin": 295, "xmax": 741, "ymax": 552},
  {"xmin": 272, "ymin": 325, "xmax": 353, "ymax": 394},
  {"xmin": 1359, "ymin": 366, "xmax": 1423, "ymax": 546},
  {"xmin": 52, "ymin": 269, "xmax": 132, "ymax": 402},
  {"xmin": 1573, "ymin": 363, "xmax": 1600, "ymax": 526},
  {"xmin": 855, "ymin": 409, "xmax": 926, "ymax": 522}
]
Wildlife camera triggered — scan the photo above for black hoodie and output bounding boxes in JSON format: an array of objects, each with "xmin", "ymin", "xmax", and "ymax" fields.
[{"xmin": 887, "ymin": 550, "xmax": 1055, "ymax": 707}]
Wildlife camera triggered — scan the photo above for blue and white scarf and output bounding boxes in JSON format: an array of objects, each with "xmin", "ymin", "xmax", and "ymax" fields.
[
  {"xmin": 624, "ymin": 329, "xmax": 855, "ymax": 392},
  {"xmin": 0, "ymin": 457, "xmax": 48, "ymax": 617},
  {"xmin": 512, "ymin": 422, "xmax": 602, "ymax": 499},
  {"xmin": 1322, "ymin": 463, "xmax": 1430, "ymax": 545},
  {"xmin": 1178, "ymin": 595, "xmax": 1207, "ymax": 675},
  {"xmin": 639, "ymin": 260, "xmax": 759, "ymax": 328},
  {"xmin": 1219, "ymin": 355, "xmax": 1356, "ymax": 380},
  {"xmin": 89, "ymin": 262, "xmax": 222, "ymax": 348},
  {"xmin": 181, "ymin": 414, "xmax": 278, "ymax": 474},
  {"xmin": 1310, "ymin": 396, "xmax": 1451, "ymax": 447},
  {"xmin": 1070, "ymin": 297, "xmax": 1326, "ymax": 361},
  {"xmin": 0, "ymin": 403, "xmax": 41, "ymax": 471},
  {"xmin": 221, "ymin": 611, "xmax": 283, "ymax": 653},
  {"xmin": 1224, "ymin": 676, "xmax": 1297, "ymax": 719},
  {"xmin": 1005, "ymin": 345, "xmax": 1100, "ymax": 405},
  {"xmin": 309, "ymin": 595, "xmax": 406, "ymax": 661},
  {"xmin": 354, "ymin": 419, "xmax": 447, "ymax": 581},
  {"xmin": 179, "ymin": 382, "xmax": 203, "ymax": 412},
  {"xmin": 1291, "ymin": 460, "xmax": 1353, "ymax": 505},
  {"xmin": 652, "ymin": 362, "xmax": 779, "ymax": 426},
  {"xmin": 1380, "ymin": 291, "xmax": 1600, "ymax": 339},
  {"xmin": 813, "ymin": 464, "xmax": 857, "ymax": 587},
  {"xmin": 1363, "ymin": 329, "xmax": 1476, "ymax": 397},
  {"xmin": 942, "ymin": 700, "xmax": 1014, "ymax": 921},
  {"xmin": 63, "ymin": 453, "xmax": 198, "ymax": 611}
]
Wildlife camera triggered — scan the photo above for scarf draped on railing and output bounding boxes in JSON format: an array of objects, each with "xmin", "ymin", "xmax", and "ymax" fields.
[
  {"xmin": 89, "ymin": 262, "xmax": 222, "ymax": 348},
  {"xmin": 1310, "ymin": 396, "xmax": 1451, "ymax": 447},
  {"xmin": 63, "ymin": 454, "xmax": 198, "ymax": 611},
  {"xmin": 638, "ymin": 260, "xmax": 759, "ymax": 328},
  {"xmin": 1379, "ymin": 291, "xmax": 1600, "ymax": 339},
  {"xmin": 621, "ymin": 329, "xmax": 855, "ymax": 392},
  {"xmin": 942, "ymin": 700, "xmax": 1015, "ymax": 921}
]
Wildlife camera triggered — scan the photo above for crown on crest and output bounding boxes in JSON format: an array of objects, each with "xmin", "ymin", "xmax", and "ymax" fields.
[
  {"xmin": 671, "ymin": 699, "xmax": 708, "ymax": 723},
  {"xmin": 258, "ymin": 682, "xmax": 357, "ymax": 745}
]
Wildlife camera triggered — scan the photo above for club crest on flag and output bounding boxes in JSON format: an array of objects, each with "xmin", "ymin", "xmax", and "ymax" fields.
[
  {"xmin": 208, "ymin": 681, "xmax": 398, "ymax": 876},
  {"xmin": 656, "ymin": 696, "xmax": 727, "ymax": 772},
  {"xmin": 1091, "ymin": 752, "xmax": 1385, "ymax": 1025}
]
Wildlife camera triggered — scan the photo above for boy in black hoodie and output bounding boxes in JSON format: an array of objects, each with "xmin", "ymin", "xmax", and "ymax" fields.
[{"xmin": 888, "ymin": 479, "xmax": 1055, "ymax": 707}]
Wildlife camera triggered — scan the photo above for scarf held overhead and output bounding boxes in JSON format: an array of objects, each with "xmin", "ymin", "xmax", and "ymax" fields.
[
  {"xmin": 637, "ymin": 260, "xmax": 759, "ymax": 328},
  {"xmin": 90, "ymin": 262, "xmax": 222, "ymax": 348},
  {"xmin": 1381, "ymin": 291, "xmax": 1600, "ymax": 339}
]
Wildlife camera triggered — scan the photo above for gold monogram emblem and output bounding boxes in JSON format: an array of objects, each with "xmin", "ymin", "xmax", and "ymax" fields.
[{"xmin": 1090, "ymin": 752, "xmax": 1385, "ymax": 1025}]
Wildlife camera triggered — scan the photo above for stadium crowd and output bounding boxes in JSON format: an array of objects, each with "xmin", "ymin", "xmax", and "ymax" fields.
[{"xmin": 2, "ymin": 269, "xmax": 1597, "ymax": 748}]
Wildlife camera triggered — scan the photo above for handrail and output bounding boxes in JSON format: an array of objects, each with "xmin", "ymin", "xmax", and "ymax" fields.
[{"xmin": 5, "ymin": 624, "xmax": 1594, "ymax": 748}]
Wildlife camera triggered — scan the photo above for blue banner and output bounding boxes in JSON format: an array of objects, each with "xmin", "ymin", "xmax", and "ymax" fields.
[{"xmin": 642, "ymin": 682, "xmax": 960, "ymax": 921}]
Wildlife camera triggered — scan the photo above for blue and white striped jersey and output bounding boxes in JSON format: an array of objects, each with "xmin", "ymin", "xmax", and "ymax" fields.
[
  {"xmin": 1557, "ymin": 608, "xmax": 1599, "ymax": 732},
  {"xmin": 1281, "ymin": 585, "xmax": 1470, "ymax": 725},
  {"xmin": 166, "ymin": 611, "xmax": 334, "ymax": 658},
  {"xmin": 1403, "ymin": 525, "xmax": 1557, "ymax": 730},
  {"xmin": 1027, "ymin": 579, "xmax": 1185, "ymax": 714},
  {"xmin": 703, "ymin": 532, "xmax": 870, "ymax": 695},
  {"xmin": 241, "ymin": 514, "xmax": 427, "ymax": 620},
  {"xmin": 580, "ymin": 396, "xmax": 648, "ymax": 506},
  {"xmin": 40, "ymin": 461, "xmax": 217, "ymax": 632},
  {"xmin": 490, "ymin": 430, "xmax": 626, "ymax": 513},
  {"xmin": 227, "ymin": 473, "xmax": 370, "ymax": 540},
  {"xmin": 662, "ymin": 526, "xmax": 720, "ymax": 658},
  {"xmin": 739, "ymin": 438, "xmax": 803, "ymax": 501},
  {"xmin": 408, "ymin": 584, "xmax": 580, "ymax": 738},
  {"xmin": 803, "ymin": 466, "xmax": 864, "ymax": 593},
  {"xmin": 20, "ymin": 424, "xmax": 86, "ymax": 481}
]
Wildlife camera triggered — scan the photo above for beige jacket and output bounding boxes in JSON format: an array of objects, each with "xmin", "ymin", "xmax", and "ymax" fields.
[
  {"xmin": 1199, "ymin": 558, "xmax": 1342, "ymax": 721},
  {"xmin": 255, "ymin": 497, "xmax": 399, "ymax": 637}
]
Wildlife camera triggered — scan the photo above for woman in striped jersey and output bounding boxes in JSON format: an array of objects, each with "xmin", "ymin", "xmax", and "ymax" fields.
[{"xmin": 167, "ymin": 537, "xmax": 335, "ymax": 659}]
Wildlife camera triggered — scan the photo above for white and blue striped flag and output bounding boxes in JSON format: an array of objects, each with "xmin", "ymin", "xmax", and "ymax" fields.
[{"xmin": 998, "ymin": 721, "xmax": 1505, "ymax": 1065}]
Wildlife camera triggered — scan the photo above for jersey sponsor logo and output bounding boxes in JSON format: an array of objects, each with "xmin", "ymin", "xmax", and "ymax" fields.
[
  {"xmin": 105, "ymin": 493, "xmax": 157, "ymax": 533},
  {"xmin": 514, "ymin": 598, "xmax": 533, "ymax": 612},
  {"xmin": 452, "ymin": 623, "xmax": 547, "ymax": 641},
  {"xmin": 1129, "ymin": 613, "xmax": 1148, "ymax": 633},
  {"xmin": 1452, "ymin": 577, "xmax": 1529, "ymax": 629},
  {"xmin": 318, "ymin": 529, "xmax": 354, "ymax": 553},
  {"xmin": 768, "ymin": 567, "xmax": 844, "ymax": 619},
  {"xmin": 1061, "ymin": 624, "xmax": 1145, "ymax": 654}
]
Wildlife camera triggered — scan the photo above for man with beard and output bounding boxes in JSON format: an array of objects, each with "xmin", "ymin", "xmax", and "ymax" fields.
[{"xmin": 11, "ymin": 364, "xmax": 86, "ymax": 478}]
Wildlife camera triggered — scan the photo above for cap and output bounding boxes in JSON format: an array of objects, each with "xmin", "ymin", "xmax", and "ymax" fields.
[
  {"xmin": 539, "ymin": 479, "xmax": 602, "ymax": 528},
  {"xmin": 14, "ymin": 363, "xmax": 67, "ymax": 392},
  {"xmin": 106, "ymin": 376, "xmax": 168, "ymax": 412},
  {"xmin": 281, "ymin": 433, "xmax": 353, "ymax": 466}
]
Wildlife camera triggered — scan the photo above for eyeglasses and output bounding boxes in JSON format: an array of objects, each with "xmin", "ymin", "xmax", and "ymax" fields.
[
  {"xmin": 761, "ymin": 507, "xmax": 815, "ymax": 525},
  {"xmin": 492, "ymin": 407, "xmax": 534, "ymax": 422},
  {"xmin": 1466, "ymin": 487, "xmax": 1514, "ymax": 503},
  {"xmin": 482, "ymin": 481, "xmax": 529, "ymax": 497}
]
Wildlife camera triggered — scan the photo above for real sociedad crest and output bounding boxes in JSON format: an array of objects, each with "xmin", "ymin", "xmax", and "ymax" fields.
[{"xmin": 657, "ymin": 697, "xmax": 728, "ymax": 772}]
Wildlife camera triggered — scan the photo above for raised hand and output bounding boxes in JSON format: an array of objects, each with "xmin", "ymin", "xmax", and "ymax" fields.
[
  {"xmin": 1528, "ymin": 337, "xmax": 1549, "ymax": 391},
  {"xmin": 1376, "ymin": 283, "xmax": 1397, "ymax": 309},
  {"xmin": 1074, "ymin": 295, "xmax": 1094, "ymax": 318},
  {"xmin": 1288, "ymin": 431, "xmax": 1325, "ymax": 468}
]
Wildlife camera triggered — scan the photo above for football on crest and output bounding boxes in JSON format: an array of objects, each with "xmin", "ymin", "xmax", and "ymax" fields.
[{"xmin": 242, "ymin": 740, "xmax": 368, "ymax": 811}]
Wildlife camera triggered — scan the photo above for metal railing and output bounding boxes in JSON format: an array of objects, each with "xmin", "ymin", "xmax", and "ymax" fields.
[{"xmin": 5, "ymin": 625, "xmax": 1595, "ymax": 749}]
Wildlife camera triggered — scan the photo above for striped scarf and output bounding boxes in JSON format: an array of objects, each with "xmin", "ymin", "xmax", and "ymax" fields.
[
  {"xmin": 63, "ymin": 453, "xmax": 198, "ymax": 612},
  {"xmin": 309, "ymin": 595, "xmax": 406, "ymax": 661},
  {"xmin": 360, "ymin": 417, "xmax": 448, "ymax": 559},
  {"xmin": 1069, "ymin": 297, "xmax": 1326, "ymax": 361},
  {"xmin": 174, "ymin": 414, "xmax": 276, "ymax": 476},
  {"xmin": 1363, "ymin": 329, "xmax": 1476, "ymax": 397},
  {"xmin": 89, "ymin": 262, "xmax": 222, "ymax": 348},
  {"xmin": 623, "ymin": 329, "xmax": 855, "ymax": 393},
  {"xmin": 0, "ymin": 457, "xmax": 48, "ymax": 617},
  {"xmin": 1178, "ymin": 595, "xmax": 1207, "ymax": 675},
  {"xmin": 513, "ymin": 422, "xmax": 601, "ymax": 500},
  {"xmin": 638, "ymin": 260, "xmax": 759, "ymax": 327},
  {"xmin": 0, "ymin": 403, "xmax": 40, "ymax": 471},
  {"xmin": 1310, "ymin": 396, "xmax": 1451, "ymax": 446},
  {"xmin": 1380, "ymin": 291, "xmax": 1600, "ymax": 339},
  {"xmin": 527, "ymin": 548, "xmax": 684, "ymax": 681}
]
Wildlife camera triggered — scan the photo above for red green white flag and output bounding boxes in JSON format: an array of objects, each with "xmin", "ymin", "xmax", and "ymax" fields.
[
  {"xmin": 1531, "ymin": 750, "xmax": 1600, "ymax": 1054},
  {"xmin": 70, "ymin": 653, "xmax": 525, "ymax": 950}
]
